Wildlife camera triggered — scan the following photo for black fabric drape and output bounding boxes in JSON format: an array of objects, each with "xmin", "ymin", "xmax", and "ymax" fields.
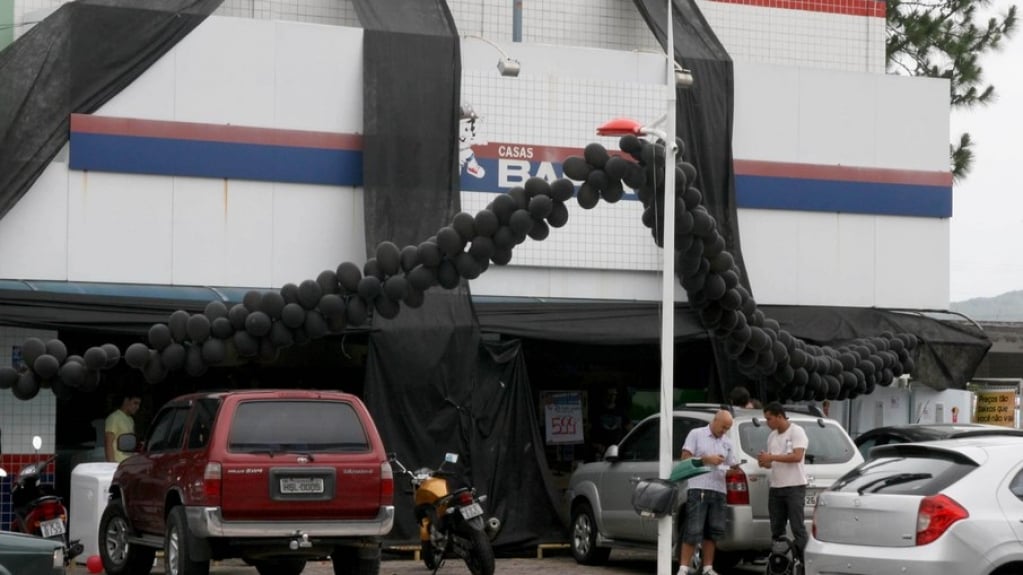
[
  {"xmin": 353, "ymin": 0, "xmax": 462, "ymax": 254},
  {"xmin": 363, "ymin": 291, "xmax": 565, "ymax": 549},
  {"xmin": 0, "ymin": 0, "xmax": 222, "ymax": 222},
  {"xmin": 473, "ymin": 339, "xmax": 567, "ymax": 547},
  {"xmin": 630, "ymin": 0, "xmax": 748, "ymax": 399}
]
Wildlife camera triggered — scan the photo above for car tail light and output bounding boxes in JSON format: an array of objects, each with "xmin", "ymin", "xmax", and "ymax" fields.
[
  {"xmin": 203, "ymin": 462, "xmax": 222, "ymax": 503},
  {"xmin": 457, "ymin": 491, "xmax": 474, "ymax": 506},
  {"xmin": 725, "ymin": 468, "xmax": 749, "ymax": 505},
  {"xmin": 916, "ymin": 494, "xmax": 968, "ymax": 545},
  {"xmin": 380, "ymin": 462, "xmax": 394, "ymax": 506}
]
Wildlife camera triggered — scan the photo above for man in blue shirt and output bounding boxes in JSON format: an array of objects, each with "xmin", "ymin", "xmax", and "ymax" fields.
[{"xmin": 678, "ymin": 410, "xmax": 739, "ymax": 575}]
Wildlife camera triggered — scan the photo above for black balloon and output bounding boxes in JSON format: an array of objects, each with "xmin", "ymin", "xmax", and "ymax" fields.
[
  {"xmin": 22, "ymin": 337, "xmax": 46, "ymax": 367},
  {"xmin": 347, "ymin": 296, "xmax": 369, "ymax": 326},
  {"xmin": 125, "ymin": 343, "xmax": 150, "ymax": 369},
  {"xmin": 162, "ymin": 343, "xmax": 186, "ymax": 371},
  {"xmin": 228, "ymin": 304, "xmax": 249, "ymax": 331},
  {"xmin": 33, "ymin": 354, "xmax": 60, "ymax": 380},
  {"xmin": 297, "ymin": 280, "xmax": 322, "ymax": 310},
  {"xmin": 204, "ymin": 300, "xmax": 229, "ymax": 320},
  {"xmin": 13, "ymin": 370, "xmax": 40, "ymax": 400},
  {"xmin": 243, "ymin": 290, "xmax": 262, "ymax": 312},
  {"xmin": 211, "ymin": 317, "xmax": 234, "ymax": 339},
  {"xmin": 260, "ymin": 291, "xmax": 286, "ymax": 319},
  {"xmin": 59, "ymin": 362, "xmax": 85, "ymax": 388},
  {"xmin": 84, "ymin": 347, "xmax": 108, "ymax": 371},
  {"xmin": 244, "ymin": 311, "xmax": 272, "ymax": 338},
  {"xmin": 376, "ymin": 242, "xmax": 402, "ymax": 276},
  {"xmin": 452, "ymin": 212, "xmax": 477, "ymax": 241},
  {"xmin": 101, "ymin": 343, "xmax": 121, "ymax": 369},
  {"xmin": 44, "ymin": 339, "xmax": 68, "ymax": 364},
  {"xmin": 337, "ymin": 262, "xmax": 362, "ymax": 293},
  {"xmin": 0, "ymin": 366, "xmax": 18, "ymax": 390},
  {"xmin": 148, "ymin": 324, "xmax": 173, "ymax": 351},
  {"xmin": 187, "ymin": 314, "xmax": 212, "ymax": 344}
]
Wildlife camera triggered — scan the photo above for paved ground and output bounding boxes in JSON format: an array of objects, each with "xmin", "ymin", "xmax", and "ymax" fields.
[{"xmin": 83, "ymin": 548, "xmax": 764, "ymax": 574}]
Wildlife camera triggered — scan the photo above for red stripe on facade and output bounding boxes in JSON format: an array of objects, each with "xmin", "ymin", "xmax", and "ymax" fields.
[
  {"xmin": 710, "ymin": 0, "xmax": 885, "ymax": 17},
  {"xmin": 734, "ymin": 160, "xmax": 952, "ymax": 187},
  {"xmin": 70, "ymin": 114, "xmax": 362, "ymax": 150}
]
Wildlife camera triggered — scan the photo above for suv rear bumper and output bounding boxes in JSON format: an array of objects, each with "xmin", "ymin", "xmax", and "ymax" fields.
[
  {"xmin": 717, "ymin": 506, "xmax": 812, "ymax": 552},
  {"xmin": 185, "ymin": 506, "xmax": 394, "ymax": 538}
]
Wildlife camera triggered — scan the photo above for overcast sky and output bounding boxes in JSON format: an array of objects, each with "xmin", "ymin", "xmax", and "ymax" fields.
[{"xmin": 949, "ymin": 22, "xmax": 1023, "ymax": 302}]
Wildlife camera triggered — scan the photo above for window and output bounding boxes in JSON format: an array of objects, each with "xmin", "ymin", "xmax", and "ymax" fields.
[
  {"xmin": 1010, "ymin": 469, "xmax": 1023, "ymax": 501},
  {"xmin": 831, "ymin": 452, "xmax": 977, "ymax": 495},
  {"xmin": 187, "ymin": 398, "xmax": 221, "ymax": 450},
  {"xmin": 738, "ymin": 420, "xmax": 857, "ymax": 464},
  {"xmin": 147, "ymin": 407, "xmax": 190, "ymax": 453},
  {"xmin": 228, "ymin": 400, "xmax": 369, "ymax": 453},
  {"xmin": 616, "ymin": 416, "xmax": 706, "ymax": 462}
]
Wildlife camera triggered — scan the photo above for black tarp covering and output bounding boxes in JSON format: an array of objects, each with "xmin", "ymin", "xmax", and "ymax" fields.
[
  {"xmin": 475, "ymin": 301, "xmax": 991, "ymax": 394},
  {"xmin": 631, "ymin": 0, "xmax": 749, "ymax": 399},
  {"xmin": 353, "ymin": 0, "xmax": 462, "ymax": 252},
  {"xmin": 759, "ymin": 305, "xmax": 991, "ymax": 393},
  {"xmin": 0, "ymin": 0, "xmax": 223, "ymax": 222},
  {"xmin": 363, "ymin": 291, "xmax": 566, "ymax": 549}
]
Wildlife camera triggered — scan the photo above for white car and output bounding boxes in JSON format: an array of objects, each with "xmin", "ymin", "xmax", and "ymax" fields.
[
  {"xmin": 566, "ymin": 404, "xmax": 863, "ymax": 569},
  {"xmin": 807, "ymin": 436, "xmax": 1023, "ymax": 574}
]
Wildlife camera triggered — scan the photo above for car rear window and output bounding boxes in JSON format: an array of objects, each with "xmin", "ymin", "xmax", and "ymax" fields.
[
  {"xmin": 228, "ymin": 400, "xmax": 370, "ymax": 453},
  {"xmin": 830, "ymin": 451, "xmax": 977, "ymax": 495},
  {"xmin": 738, "ymin": 420, "xmax": 857, "ymax": 464}
]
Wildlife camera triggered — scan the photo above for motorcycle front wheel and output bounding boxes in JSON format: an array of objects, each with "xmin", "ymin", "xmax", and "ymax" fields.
[{"xmin": 462, "ymin": 528, "xmax": 495, "ymax": 575}]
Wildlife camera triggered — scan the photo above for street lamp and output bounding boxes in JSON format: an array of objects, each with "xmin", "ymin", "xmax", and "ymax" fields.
[
  {"xmin": 462, "ymin": 34, "xmax": 521, "ymax": 77},
  {"xmin": 596, "ymin": 6, "xmax": 681, "ymax": 575}
]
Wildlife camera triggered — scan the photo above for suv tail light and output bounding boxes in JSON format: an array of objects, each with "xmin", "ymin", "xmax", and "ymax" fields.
[
  {"xmin": 916, "ymin": 494, "xmax": 968, "ymax": 545},
  {"xmin": 725, "ymin": 468, "xmax": 749, "ymax": 505},
  {"xmin": 203, "ymin": 462, "xmax": 222, "ymax": 504},
  {"xmin": 380, "ymin": 462, "xmax": 394, "ymax": 506}
]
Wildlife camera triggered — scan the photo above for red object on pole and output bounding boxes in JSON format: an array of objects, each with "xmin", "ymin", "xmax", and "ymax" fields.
[{"xmin": 596, "ymin": 118, "xmax": 643, "ymax": 136}]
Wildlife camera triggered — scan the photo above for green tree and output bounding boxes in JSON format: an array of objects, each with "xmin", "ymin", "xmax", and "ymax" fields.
[{"xmin": 886, "ymin": 0, "xmax": 1017, "ymax": 179}]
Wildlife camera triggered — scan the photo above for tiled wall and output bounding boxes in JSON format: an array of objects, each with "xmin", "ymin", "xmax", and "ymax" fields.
[
  {"xmin": 9, "ymin": 0, "xmax": 885, "ymax": 74},
  {"xmin": 0, "ymin": 326, "xmax": 58, "ymax": 530}
]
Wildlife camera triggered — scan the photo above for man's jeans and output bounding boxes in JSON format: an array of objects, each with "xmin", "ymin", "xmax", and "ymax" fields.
[{"xmin": 768, "ymin": 485, "xmax": 807, "ymax": 561}]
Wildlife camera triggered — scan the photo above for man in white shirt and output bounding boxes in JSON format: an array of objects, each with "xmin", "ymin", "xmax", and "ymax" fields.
[
  {"xmin": 677, "ymin": 410, "xmax": 740, "ymax": 575},
  {"xmin": 757, "ymin": 401, "xmax": 809, "ymax": 565}
]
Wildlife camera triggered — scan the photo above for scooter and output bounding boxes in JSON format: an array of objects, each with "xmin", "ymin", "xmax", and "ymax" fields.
[
  {"xmin": 390, "ymin": 452, "xmax": 500, "ymax": 575},
  {"xmin": 1, "ymin": 435, "xmax": 84, "ymax": 566}
]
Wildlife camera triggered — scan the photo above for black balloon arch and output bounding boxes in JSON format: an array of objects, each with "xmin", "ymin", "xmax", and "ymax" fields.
[{"xmin": 0, "ymin": 135, "xmax": 917, "ymax": 403}]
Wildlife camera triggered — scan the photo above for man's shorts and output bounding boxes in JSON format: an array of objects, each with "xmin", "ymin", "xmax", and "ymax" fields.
[{"xmin": 682, "ymin": 488, "xmax": 726, "ymax": 544}]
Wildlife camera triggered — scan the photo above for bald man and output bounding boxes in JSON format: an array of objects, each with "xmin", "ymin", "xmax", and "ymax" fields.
[{"xmin": 677, "ymin": 410, "xmax": 740, "ymax": 575}]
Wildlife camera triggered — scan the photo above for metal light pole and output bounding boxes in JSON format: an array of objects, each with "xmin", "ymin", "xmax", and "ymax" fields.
[{"xmin": 657, "ymin": 3, "xmax": 678, "ymax": 573}]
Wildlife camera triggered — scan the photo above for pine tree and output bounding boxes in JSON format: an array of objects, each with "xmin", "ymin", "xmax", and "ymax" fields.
[{"xmin": 887, "ymin": 0, "xmax": 1017, "ymax": 179}]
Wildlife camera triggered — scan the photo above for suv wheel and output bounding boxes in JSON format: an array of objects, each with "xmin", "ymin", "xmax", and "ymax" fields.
[
  {"xmin": 570, "ymin": 502, "xmax": 611, "ymax": 565},
  {"xmin": 99, "ymin": 501, "xmax": 156, "ymax": 575},
  {"xmin": 253, "ymin": 558, "xmax": 306, "ymax": 575},
  {"xmin": 332, "ymin": 544, "xmax": 381, "ymax": 575},
  {"xmin": 165, "ymin": 507, "xmax": 210, "ymax": 575}
]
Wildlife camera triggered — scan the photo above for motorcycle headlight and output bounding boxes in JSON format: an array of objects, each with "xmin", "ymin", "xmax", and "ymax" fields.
[{"xmin": 52, "ymin": 547, "xmax": 64, "ymax": 569}]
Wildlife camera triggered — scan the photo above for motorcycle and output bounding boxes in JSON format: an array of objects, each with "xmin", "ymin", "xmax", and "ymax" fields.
[
  {"xmin": 0, "ymin": 435, "xmax": 84, "ymax": 565},
  {"xmin": 390, "ymin": 452, "xmax": 500, "ymax": 575}
]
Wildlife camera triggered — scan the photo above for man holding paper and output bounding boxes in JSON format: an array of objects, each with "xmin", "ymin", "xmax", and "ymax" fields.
[{"xmin": 677, "ymin": 410, "xmax": 740, "ymax": 575}]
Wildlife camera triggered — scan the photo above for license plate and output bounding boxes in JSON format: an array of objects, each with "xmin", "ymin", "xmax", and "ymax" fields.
[
  {"xmin": 280, "ymin": 477, "xmax": 324, "ymax": 494},
  {"xmin": 40, "ymin": 518, "xmax": 65, "ymax": 538},
  {"xmin": 460, "ymin": 502, "xmax": 483, "ymax": 519},
  {"xmin": 805, "ymin": 491, "xmax": 819, "ymax": 507}
]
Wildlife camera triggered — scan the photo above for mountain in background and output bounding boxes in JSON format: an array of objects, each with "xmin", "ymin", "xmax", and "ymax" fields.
[{"xmin": 951, "ymin": 290, "xmax": 1023, "ymax": 322}]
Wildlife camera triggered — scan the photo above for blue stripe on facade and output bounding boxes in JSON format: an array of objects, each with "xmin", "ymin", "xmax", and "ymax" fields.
[
  {"xmin": 69, "ymin": 133, "xmax": 362, "ymax": 187},
  {"xmin": 68, "ymin": 135, "xmax": 951, "ymax": 218},
  {"xmin": 735, "ymin": 175, "xmax": 952, "ymax": 218}
]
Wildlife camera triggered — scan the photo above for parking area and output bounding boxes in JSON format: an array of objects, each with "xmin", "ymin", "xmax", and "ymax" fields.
[{"xmin": 91, "ymin": 548, "xmax": 763, "ymax": 575}]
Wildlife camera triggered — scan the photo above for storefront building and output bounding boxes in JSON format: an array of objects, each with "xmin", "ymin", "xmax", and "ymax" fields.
[{"xmin": 0, "ymin": 0, "xmax": 981, "ymax": 544}]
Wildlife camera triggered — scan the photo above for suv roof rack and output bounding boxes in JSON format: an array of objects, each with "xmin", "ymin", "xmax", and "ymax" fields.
[
  {"xmin": 676, "ymin": 403, "xmax": 734, "ymax": 414},
  {"xmin": 781, "ymin": 403, "xmax": 825, "ymax": 418}
]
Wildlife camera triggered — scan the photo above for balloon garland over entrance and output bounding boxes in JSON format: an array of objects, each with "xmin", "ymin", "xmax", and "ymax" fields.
[{"xmin": 0, "ymin": 135, "xmax": 917, "ymax": 402}]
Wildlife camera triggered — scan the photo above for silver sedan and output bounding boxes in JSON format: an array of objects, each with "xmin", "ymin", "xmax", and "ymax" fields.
[{"xmin": 805, "ymin": 436, "xmax": 1023, "ymax": 575}]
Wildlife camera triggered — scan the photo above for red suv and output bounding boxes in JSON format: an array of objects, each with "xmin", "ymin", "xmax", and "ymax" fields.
[{"xmin": 98, "ymin": 390, "xmax": 394, "ymax": 575}]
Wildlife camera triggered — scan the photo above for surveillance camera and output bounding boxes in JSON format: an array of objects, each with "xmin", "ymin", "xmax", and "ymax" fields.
[{"xmin": 498, "ymin": 58, "xmax": 521, "ymax": 78}]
